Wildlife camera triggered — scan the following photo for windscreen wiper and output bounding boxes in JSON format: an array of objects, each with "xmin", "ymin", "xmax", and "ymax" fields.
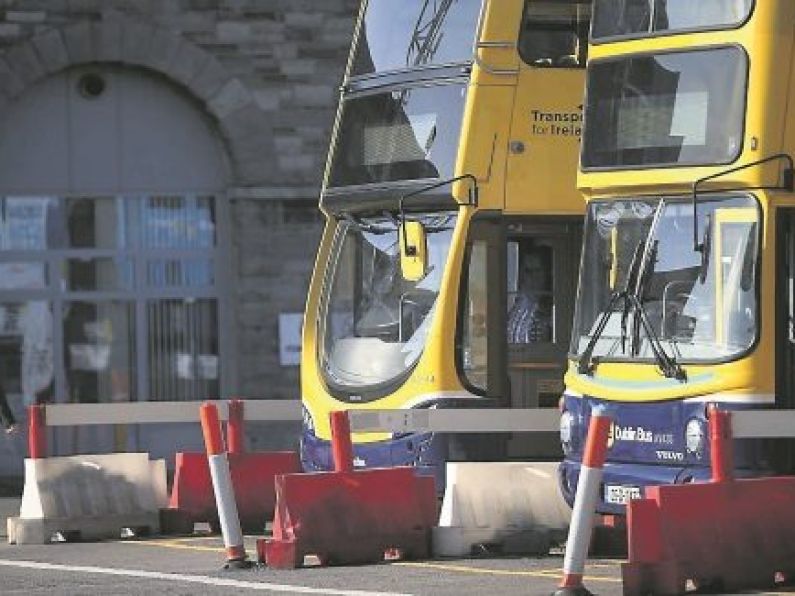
[
  {"xmin": 626, "ymin": 294, "xmax": 686, "ymax": 381},
  {"xmin": 579, "ymin": 200, "xmax": 686, "ymax": 381},
  {"xmin": 628, "ymin": 203, "xmax": 687, "ymax": 381},
  {"xmin": 578, "ymin": 237, "xmax": 645, "ymax": 376},
  {"xmin": 577, "ymin": 290, "xmax": 625, "ymax": 376}
]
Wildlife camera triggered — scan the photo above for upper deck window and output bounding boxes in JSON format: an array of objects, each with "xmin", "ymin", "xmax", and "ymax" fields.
[
  {"xmin": 519, "ymin": 1, "xmax": 591, "ymax": 69},
  {"xmin": 591, "ymin": 0, "xmax": 753, "ymax": 41},
  {"xmin": 351, "ymin": 0, "xmax": 482, "ymax": 78},
  {"xmin": 329, "ymin": 82, "xmax": 467, "ymax": 188},
  {"xmin": 581, "ymin": 47, "xmax": 747, "ymax": 169}
]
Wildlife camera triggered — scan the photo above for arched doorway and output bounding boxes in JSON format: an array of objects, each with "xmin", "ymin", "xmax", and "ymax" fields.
[{"xmin": 0, "ymin": 65, "xmax": 231, "ymax": 474}]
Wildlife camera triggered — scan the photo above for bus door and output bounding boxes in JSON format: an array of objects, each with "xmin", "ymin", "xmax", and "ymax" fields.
[
  {"xmin": 776, "ymin": 208, "xmax": 795, "ymax": 472},
  {"xmin": 504, "ymin": 220, "xmax": 579, "ymax": 458}
]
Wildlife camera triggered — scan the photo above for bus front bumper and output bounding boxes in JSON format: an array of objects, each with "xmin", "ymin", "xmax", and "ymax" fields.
[
  {"xmin": 558, "ymin": 460, "xmax": 712, "ymax": 516},
  {"xmin": 300, "ymin": 428, "xmax": 448, "ymax": 492}
]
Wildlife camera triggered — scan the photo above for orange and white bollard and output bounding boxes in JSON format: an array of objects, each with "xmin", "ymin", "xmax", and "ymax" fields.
[
  {"xmin": 554, "ymin": 408, "xmax": 612, "ymax": 596},
  {"xmin": 200, "ymin": 401, "xmax": 251, "ymax": 569},
  {"xmin": 708, "ymin": 404, "xmax": 734, "ymax": 483},
  {"xmin": 330, "ymin": 410, "xmax": 354, "ymax": 472},
  {"xmin": 226, "ymin": 398, "xmax": 246, "ymax": 456},
  {"xmin": 27, "ymin": 404, "xmax": 47, "ymax": 459}
]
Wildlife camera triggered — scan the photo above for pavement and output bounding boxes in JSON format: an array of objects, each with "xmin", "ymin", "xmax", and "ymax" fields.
[{"xmin": 1, "ymin": 533, "xmax": 795, "ymax": 595}]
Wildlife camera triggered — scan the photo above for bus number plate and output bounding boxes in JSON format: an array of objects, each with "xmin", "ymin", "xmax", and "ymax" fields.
[{"xmin": 604, "ymin": 484, "xmax": 642, "ymax": 505}]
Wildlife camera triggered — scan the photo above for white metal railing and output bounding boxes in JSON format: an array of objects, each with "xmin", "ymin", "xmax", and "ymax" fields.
[
  {"xmin": 348, "ymin": 408, "xmax": 560, "ymax": 433},
  {"xmin": 42, "ymin": 400, "xmax": 302, "ymax": 426},
  {"xmin": 37, "ymin": 402, "xmax": 795, "ymax": 438}
]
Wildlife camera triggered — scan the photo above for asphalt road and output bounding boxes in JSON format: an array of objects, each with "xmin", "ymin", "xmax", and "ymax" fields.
[
  {"xmin": 3, "ymin": 534, "xmax": 795, "ymax": 596},
  {"xmin": 0, "ymin": 534, "xmax": 625, "ymax": 596}
]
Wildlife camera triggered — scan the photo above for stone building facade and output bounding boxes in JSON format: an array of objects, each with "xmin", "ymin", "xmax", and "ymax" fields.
[{"xmin": 0, "ymin": 0, "xmax": 358, "ymax": 471}]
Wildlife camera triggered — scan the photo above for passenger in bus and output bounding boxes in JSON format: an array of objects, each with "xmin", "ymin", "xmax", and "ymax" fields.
[
  {"xmin": 523, "ymin": 27, "xmax": 581, "ymax": 68},
  {"xmin": 507, "ymin": 251, "xmax": 552, "ymax": 344}
]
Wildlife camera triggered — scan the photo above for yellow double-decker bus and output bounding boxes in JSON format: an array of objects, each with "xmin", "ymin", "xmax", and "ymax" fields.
[
  {"xmin": 560, "ymin": 0, "xmax": 795, "ymax": 513},
  {"xmin": 301, "ymin": 0, "xmax": 591, "ymax": 485}
]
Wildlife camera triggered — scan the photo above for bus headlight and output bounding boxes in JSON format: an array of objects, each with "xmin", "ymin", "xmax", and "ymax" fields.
[
  {"xmin": 560, "ymin": 410, "xmax": 575, "ymax": 455},
  {"xmin": 685, "ymin": 418, "xmax": 705, "ymax": 456}
]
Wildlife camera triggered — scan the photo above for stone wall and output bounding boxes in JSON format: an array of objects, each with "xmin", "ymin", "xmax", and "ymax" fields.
[{"xmin": 0, "ymin": 0, "xmax": 358, "ymax": 400}]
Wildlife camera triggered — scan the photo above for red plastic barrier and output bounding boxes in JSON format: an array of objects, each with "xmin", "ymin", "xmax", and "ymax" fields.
[
  {"xmin": 258, "ymin": 411, "xmax": 437, "ymax": 568},
  {"xmin": 259, "ymin": 467, "xmax": 436, "ymax": 568},
  {"xmin": 622, "ymin": 408, "xmax": 795, "ymax": 595},
  {"xmin": 165, "ymin": 451, "xmax": 300, "ymax": 533}
]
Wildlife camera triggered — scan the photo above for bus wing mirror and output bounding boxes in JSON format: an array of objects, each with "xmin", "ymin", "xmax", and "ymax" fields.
[{"xmin": 400, "ymin": 221, "xmax": 428, "ymax": 282}]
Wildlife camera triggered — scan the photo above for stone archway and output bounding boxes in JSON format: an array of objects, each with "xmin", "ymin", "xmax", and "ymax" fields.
[{"xmin": 0, "ymin": 16, "xmax": 270, "ymax": 186}]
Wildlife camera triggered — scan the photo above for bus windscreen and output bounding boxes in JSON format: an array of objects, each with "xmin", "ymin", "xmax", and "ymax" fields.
[
  {"xmin": 352, "ymin": 0, "xmax": 482, "ymax": 77},
  {"xmin": 329, "ymin": 83, "xmax": 467, "ymax": 187},
  {"xmin": 591, "ymin": 0, "xmax": 753, "ymax": 40}
]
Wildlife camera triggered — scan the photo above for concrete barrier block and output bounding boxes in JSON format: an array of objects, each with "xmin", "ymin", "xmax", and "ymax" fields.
[
  {"xmin": 433, "ymin": 462, "xmax": 571, "ymax": 557},
  {"xmin": 8, "ymin": 453, "xmax": 166, "ymax": 545}
]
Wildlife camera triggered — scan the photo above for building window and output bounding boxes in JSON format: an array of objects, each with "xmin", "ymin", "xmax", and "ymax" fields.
[{"xmin": 0, "ymin": 194, "xmax": 222, "ymax": 404}]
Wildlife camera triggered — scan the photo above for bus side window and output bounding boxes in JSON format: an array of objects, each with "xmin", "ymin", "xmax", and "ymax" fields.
[
  {"xmin": 519, "ymin": 1, "xmax": 591, "ymax": 68},
  {"xmin": 461, "ymin": 241, "xmax": 489, "ymax": 391}
]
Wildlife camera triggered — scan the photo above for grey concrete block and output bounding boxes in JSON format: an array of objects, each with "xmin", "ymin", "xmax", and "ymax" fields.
[
  {"xmin": 8, "ymin": 513, "xmax": 160, "ymax": 545},
  {"xmin": 95, "ymin": 19, "xmax": 123, "ymax": 62},
  {"xmin": 5, "ymin": 11, "xmax": 47, "ymax": 23},
  {"xmin": 273, "ymin": 135, "xmax": 302, "ymax": 155},
  {"xmin": 0, "ymin": 57, "xmax": 25, "ymax": 98},
  {"xmin": 62, "ymin": 21, "xmax": 95, "ymax": 64},
  {"xmin": 168, "ymin": 39, "xmax": 210, "ymax": 85},
  {"xmin": 0, "ymin": 23, "xmax": 21, "ymax": 38},
  {"xmin": 31, "ymin": 29, "xmax": 70, "ymax": 74},
  {"xmin": 216, "ymin": 20, "xmax": 251, "ymax": 43},
  {"xmin": 280, "ymin": 58, "xmax": 316, "ymax": 77},
  {"xmin": 208, "ymin": 77, "xmax": 253, "ymax": 119},
  {"xmin": 190, "ymin": 56, "xmax": 229, "ymax": 101},
  {"xmin": 69, "ymin": 0, "xmax": 103, "ymax": 14},
  {"xmin": 233, "ymin": 157, "xmax": 278, "ymax": 186},
  {"xmin": 218, "ymin": 101, "xmax": 270, "ymax": 143},
  {"xmin": 284, "ymin": 12, "xmax": 325, "ymax": 30},
  {"xmin": 121, "ymin": 19, "xmax": 156, "ymax": 65},
  {"xmin": 6, "ymin": 41, "xmax": 46, "ymax": 86},
  {"xmin": 252, "ymin": 88, "xmax": 280, "ymax": 111},
  {"xmin": 292, "ymin": 83, "xmax": 334, "ymax": 108},
  {"xmin": 0, "ymin": 498, "xmax": 20, "ymax": 539},
  {"xmin": 141, "ymin": 26, "xmax": 182, "ymax": 72}
]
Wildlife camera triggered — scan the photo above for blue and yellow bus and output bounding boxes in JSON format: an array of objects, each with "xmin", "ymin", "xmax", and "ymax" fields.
[
  {"xmin": 560, "ymin": 0, "xmax": 795, "ymax": 513},
  {"xmin": 301, "ymin": 0, "xmax": 592, "ymax": 484}
]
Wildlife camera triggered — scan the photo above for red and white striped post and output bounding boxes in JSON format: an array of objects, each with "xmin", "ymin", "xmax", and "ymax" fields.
[
  {"xmin": 226, "ymin": 398, "xmax": 246, "ymax": 456},
  {"xmin": 554, "ymin": 408, "xmax": 612, "ymax": 596},
  {"xmin": 27, "ymin": 404, "xmax": 47, "ymax": 459},
  {"xmin": 200, "ymin": 401, "xmax": 250, "ymax": 569},
  {"xmin": 330, "ymin": 410, "xmax": 354, "ymax": 472}
]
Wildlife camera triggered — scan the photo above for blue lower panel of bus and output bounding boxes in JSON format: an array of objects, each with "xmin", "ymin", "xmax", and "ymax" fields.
[
  {"xmin": 559, "ymin": 394, "xmax": 774, "ymax": 515},
  {"xmin": 300, "ymin": 428, "xmax": 448, "ymax": 493}
]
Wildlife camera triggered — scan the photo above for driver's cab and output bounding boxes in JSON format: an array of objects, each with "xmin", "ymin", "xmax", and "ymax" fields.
[{"xmin": 460, "ymin": 215, "xmax": 581, "ymax": 458}]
